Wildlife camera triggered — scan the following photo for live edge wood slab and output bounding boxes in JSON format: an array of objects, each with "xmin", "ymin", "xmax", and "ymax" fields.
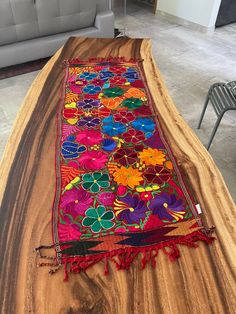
[{"xmin": 0, "ymin": 38, "xmax": 235, "ymax": 314}]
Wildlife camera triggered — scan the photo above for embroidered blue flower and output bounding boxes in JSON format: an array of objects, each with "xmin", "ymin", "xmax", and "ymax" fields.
[
  {"xmin": 79, "ymin": 72, "xmax": 97, "ymax": 80},
  {"xmin": 83, "ymin": 85, "xmax": 102, "ymax": 95},
  {"xmin": 102, "ymin": 116, "xmax": 113, "ymax": 124},
  {"xmin": 102, "ymin": 138, "xmax": 117, "ymax": 151},
  {"xmin": 61, "ymin": 141, "xmax": 86, "ymax": 159},
  {"xmin": 100, "ymin": 71, "xmax": 114, "ymax": 81},
  {"xmin": 102, "ymin": 122, "xmax": 126, "ymax": 136},
  {"xmin": 122, "ymin": 68, "xmax": 139, "ymax": 82},
  {"xmin": 132, "ymin": 118, "xmax": 155, "ymax": 133}
]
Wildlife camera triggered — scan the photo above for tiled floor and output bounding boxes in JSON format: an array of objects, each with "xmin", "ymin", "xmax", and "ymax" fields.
[{"xmin": 0, "ymin": 0, "xmax": 235, "ymax": 201}]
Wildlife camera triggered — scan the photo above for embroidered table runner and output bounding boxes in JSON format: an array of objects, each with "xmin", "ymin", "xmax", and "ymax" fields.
[{"xmin": 36, "ymin": 58, "xmax": 214, "ymax": 279}]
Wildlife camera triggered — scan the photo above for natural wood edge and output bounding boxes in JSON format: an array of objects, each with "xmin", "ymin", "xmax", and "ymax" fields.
[{"xmin": 0, "ymin": 48, "xmax": 62, "ymax": 203}]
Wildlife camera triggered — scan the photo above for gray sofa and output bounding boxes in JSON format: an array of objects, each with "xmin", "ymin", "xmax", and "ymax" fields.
[{"xmin": 0, "ymin": 0, "xmax": 114, "ymax": 68}]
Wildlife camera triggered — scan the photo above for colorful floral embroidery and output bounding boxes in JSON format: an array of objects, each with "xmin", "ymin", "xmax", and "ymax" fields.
[{"xmin": 47, "ymin": 59, "xmax": 215, "ymax": 278}]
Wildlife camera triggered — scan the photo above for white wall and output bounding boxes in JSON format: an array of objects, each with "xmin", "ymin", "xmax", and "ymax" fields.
[{"xmin": 158, "ymin": 0, "xmax": 222, "ymax": 28}]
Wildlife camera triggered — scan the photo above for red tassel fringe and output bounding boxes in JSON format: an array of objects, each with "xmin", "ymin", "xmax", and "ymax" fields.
[{"xmin": 36, "ymin": 230, "xmax": 215, "ymax": 281}]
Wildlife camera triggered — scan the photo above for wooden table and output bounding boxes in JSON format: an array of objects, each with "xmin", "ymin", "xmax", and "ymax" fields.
[{"xmin": 0, "ymin": 38, "xmax": 235, "ymax": 314}]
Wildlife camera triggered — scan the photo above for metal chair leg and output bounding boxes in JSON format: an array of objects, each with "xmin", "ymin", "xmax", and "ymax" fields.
[
  {"xmin": 206, "ymin": 115, "xmax": 223, "ymax": 150},
  {"xmin": 197, "ymin": 92, "xmax": 211, "ymax": 129}
]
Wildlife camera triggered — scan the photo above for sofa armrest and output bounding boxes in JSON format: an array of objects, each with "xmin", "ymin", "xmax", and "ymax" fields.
[{"xmin": 94, "ymin": 10, "xmax": 114, "ymax": 38}]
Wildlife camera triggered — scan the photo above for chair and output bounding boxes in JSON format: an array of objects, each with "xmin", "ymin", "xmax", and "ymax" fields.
[{"xmin": 197, "ymin": 82, "xmax": 236, "ymax": 150}]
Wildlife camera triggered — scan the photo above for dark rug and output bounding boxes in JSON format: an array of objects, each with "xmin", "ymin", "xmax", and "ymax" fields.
[{"xmin": 0, "ymin": 57, "xmax": 50, "ymax": 80}]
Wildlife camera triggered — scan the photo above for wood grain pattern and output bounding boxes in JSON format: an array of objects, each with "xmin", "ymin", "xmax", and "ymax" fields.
[{"xmin": 0, "ymin": 38, "xmax": 235, "ymax": 314}]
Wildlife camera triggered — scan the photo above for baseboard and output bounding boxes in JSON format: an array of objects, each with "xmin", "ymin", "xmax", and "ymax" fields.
[{"xmin": 157, "ymin": 10, "xmax": 215, "ymax": 33}]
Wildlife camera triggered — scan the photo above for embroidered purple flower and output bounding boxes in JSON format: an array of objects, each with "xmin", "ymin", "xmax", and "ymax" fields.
[
  {"xmin": 78, "ymin": 117, "xmax": 101, "ymax": 128},
  {"xmin": 97, "ymin": 192, "xmax": 116, "ymax": 206},
  {"xmin": 145, "ymin": 131, "xmax": 165, "ymax": 149},
  {"xmin": 60, "ymin": 189, "xmax": 93, "ymax": 217},
  {"xmin": 79, "ymin": 72, "xmax": 97, "ymax": 80},
  {"xmin": 114, "ymin": 193, "xmax": 147, "ymax": 224},
  {"xmin": 77, "ymin": 98, "xmax": 100, "ymax": 109},
  {"xmin": 149, "ymin": 193, "xmax": 185, "ymax": 221},
  {"xmin": 83, "ymin": 84, "xmax": 102, "ymax": 95}
]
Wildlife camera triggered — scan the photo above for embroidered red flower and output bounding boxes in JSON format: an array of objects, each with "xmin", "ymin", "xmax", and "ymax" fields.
[
  {"xmin": 109, "ymin": 66, "xmax": 126, "ymax": 75},
  {"xmin": 123, "ymin": 128, "xmax": 146, "ymax": 144},
  {"xmin": 143, "ymin": 214, "xmax": 164, "ymax": 230},
  {"xmin": 94, "ymin": 65, "xmax": 107, "ymax": 72},
  {"xmin": 63, "ymin": 108, "xmax": 83, "ymax": 120},
  {"xmin": 140, "ymin": 191, "xmax": 152, "ymax": 201},
  {"xmin": 133, "ymin": 105, "xmax": 153, "ymax": 117},
  {"xmin": 143, "ymin": 166, "xmax": 171, "ymax": 185},
  {"xmin": 130, "ymin": 80, "xmax": 145, "ymax": 88},
  {"xmin": 84, "ymin": 93, "xmax": 100, "ymax": 100},
  {"xmin": 113, "ymin": 148, "xmax": 137, "ymax": 166},
  {"xmin": 114, "ymin": 111, "xmax": 135, "ymax": 123},
  {"xmin": 92, "ymin": 107, "xmax": 111, "ymax": 117},
  {"xmin": 110, "ymin": 77, "xmax": 126, "ymax": 86},
  {"xmin": 91, "ymin": 78, "xmax": 105, "ymax": 87}
]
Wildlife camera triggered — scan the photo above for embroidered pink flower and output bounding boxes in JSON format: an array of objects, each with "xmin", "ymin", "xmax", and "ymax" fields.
[
  {"xmin": 58, "ymin": 223, "xmax": 82, "ymax": 242},
  {"xmin": 117, "ymin": 185, "xmax": 128, "ymax": 196},
  {"xmin": 76, "ymin": 130, "xmax": 103, "ymax": 146},
  {"xmin": 60, "ymin": 189, "xmax": 93, "ymax": 216},
  {"xmin": 68, "ymin": 160, "xmax": 79, "ymax": 169},
  {"xmin": 98, "ymin": 192, "xmax": 116, "ymax": 206},
  {"xmin": 69, "ymin": 79, "xmax": 87, "ymax": 93},
  {"xmin": 78, "ymin": 151, "xmax": 108, "ymax": 170}
]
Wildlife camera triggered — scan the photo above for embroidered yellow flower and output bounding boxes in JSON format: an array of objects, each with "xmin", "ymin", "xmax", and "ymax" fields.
[
  {"xmin": 138, "ymin": 148, "xmax": 166, "ymax": 166},
  {"xmin": 113, "ymin": 166, "xmax": 143, "ymax": 188}
]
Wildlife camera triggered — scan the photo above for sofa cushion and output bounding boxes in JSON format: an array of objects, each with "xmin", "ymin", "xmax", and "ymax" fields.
[{"xmin": 0, "ymin": 0, "xmax": 96, "ymax": 46}]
